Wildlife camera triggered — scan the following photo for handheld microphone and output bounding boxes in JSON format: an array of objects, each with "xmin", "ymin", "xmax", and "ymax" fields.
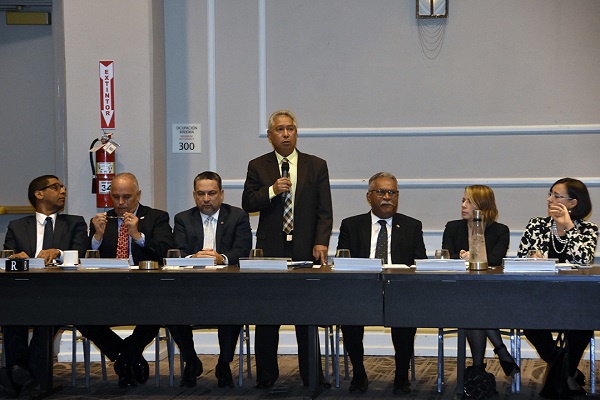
[{"xmin": 281, "ymin": 161, "xmax": 290, "ymax": 199}]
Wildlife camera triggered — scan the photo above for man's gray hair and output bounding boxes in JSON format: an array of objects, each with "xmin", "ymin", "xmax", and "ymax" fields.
[{"xmin": 368, "ymin": 172, "xmax": 397, "ymax": 190}]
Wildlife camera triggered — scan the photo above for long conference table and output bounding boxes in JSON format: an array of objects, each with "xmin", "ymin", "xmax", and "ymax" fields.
[{"xmin": 1, "ymin": 264, "xmax": 599, "ymax": 399}]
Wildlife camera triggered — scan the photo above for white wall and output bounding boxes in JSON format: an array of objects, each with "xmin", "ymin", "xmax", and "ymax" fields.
[
  {"xmin": 165, "ymin": 0, "xmax": 600, "ymax": 256},
  {"xmin": 0, "ymin": 8, "xmax": 55, "ymax": 241},
  {"xmin": 57, "ymin": 0, "xmax": 166, "ymax": 220}
]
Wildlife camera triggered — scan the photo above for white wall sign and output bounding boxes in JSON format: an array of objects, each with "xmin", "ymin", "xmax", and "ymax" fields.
[{"xmin": 172, "ymin": 123, "xmax": 201, "ymax": 153}]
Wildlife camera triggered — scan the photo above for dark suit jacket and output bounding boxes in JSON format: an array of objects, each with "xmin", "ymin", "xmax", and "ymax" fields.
[
  {"xmin": 242, "ymin": 150, "xmax": 333, "ymax": 260},
  {"xmin": 173, "ymin": 203, "xmax": 252, "ymax": 265},
  {"xmin": 4, "ymin": 214, "xmax": 88, "ymax": 258},
  {"xmin": 337, "ymin": 212, "xmax": 427, "ymax": 265},
  {"xmin": 441, "ymin": 219, "xmax": 509, "ymax": 266},
  {"xmin": 89, "ymin": 204, "xmax": 173, "ymax": 265}
]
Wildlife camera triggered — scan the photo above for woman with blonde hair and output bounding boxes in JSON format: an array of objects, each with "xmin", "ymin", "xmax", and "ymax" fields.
[{"xmin": 442, "ymin": 185, "xmax": 519, "ymax": 377}]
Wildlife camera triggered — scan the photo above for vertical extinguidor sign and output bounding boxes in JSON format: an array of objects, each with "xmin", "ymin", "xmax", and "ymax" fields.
[{"xmin": 100, "ymin": 61, "xmax": 115, "ymax": 129}]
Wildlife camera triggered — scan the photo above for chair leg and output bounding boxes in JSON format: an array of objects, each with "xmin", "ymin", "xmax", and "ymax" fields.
[
  {"xmin": 335, "ymin": 326, "xmax": 341, "ymax": 388},
  {"xmin": 155, "ymin": 332, "xmax": 161, "ymax": 387},
  {"xmin": 166, "ymin": 328, "xmax": 175, "ymax": 387},
  {"xmin": 516, "ymin": 329, "xmax": 521, "ymax": 393},
  {"xmin": 328, "ymin": 326, "xmax": 337, "ymax": 386},
  {"xmin": 100, "ymin": 352, "xmax": 107, "ymax": 380},
  {"xmin": 238, "ymin": 326, "xmax": 244, "ymax": 387},
  {"xmin": 411, "ymin": 352, "xmax": 416, "ymax": 382},
  {"xmin": 323, "ymin": 326, "xmax": 330, "ymax": 384},
  {"xmin": 245, "ymin": 325, "xmax": 252, "ymax": 379},
  {"xmin": 437, "ymin": 328, "xmax": 444, "ymax": 393},
  {"xmin": 591, "ymin": 335, "xmax": 596, "ymax": 395},
  {"xmin": 71, "ymin": 328, "xmax": 77, "ymax": 386},
  {"xmin": 84, "ymin": 338, "xmax": 91, "ymax": 388}
]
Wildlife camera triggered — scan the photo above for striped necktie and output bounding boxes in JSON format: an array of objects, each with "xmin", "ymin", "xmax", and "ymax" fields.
[
  {"xmin": 282, "ymin": 158, "xmax": 293, "ymax": 234},
  {"xmin": 204, "ymin": 216, "xmax": 215, "ymax": 249}
]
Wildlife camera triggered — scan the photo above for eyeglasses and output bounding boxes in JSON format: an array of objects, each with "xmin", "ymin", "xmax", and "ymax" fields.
[
  {"xmin": 369, "ymin": 189, "xmax": 399, "ymax": 198},
  {"xmin": 548, "ymin": 191, "xmax": 572, "ymax": 200},
  {"xmin": 38, "ymin": 183, "xmax": 65, "ymax": 192}
]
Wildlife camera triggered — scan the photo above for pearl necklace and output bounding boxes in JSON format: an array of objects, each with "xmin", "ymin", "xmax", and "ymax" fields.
[{"xmin": 550, "ymin": 219, "xmax": 578, "ymax": 254}]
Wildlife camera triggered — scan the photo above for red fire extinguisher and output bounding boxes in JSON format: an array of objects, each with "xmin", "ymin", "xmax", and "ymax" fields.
[{"xmin": 90, "ymin": 132, "xmax": 119, "ymax": 208}]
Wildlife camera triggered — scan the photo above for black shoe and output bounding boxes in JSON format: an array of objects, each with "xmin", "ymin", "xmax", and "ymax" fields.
[
  {"xmin": 494, "ymin": 344, "xmax": 520, "ymax": 377},
  {"xmin": 393, "ymin": 378, "xmax": 411, "ymax": 395},
  {"xmin": 349, "ymin": 373, "xmax": 369, "ymax": 393},
  {"xmin": 574, "ymin": 369, "xmax": 586, "ymax": 387},
  {"xmin": 131, "ymin": 356, "xmax": 150, "ymax": 384},
  {"xmin": 180, "ymin": 357, "xmax": 203, "ymax": 388},
  {"xmin": 320, "ymin": 378, "xmax": 332, "ymax": 389},
  {"xmin": 569, "ymin": 387, "xmax": 588, "ymax": 397},
  {"xmin": 215, "ymin": 363, "xmax": 234, "ymax": 388},
  {"xmin": 114, "ymin": 356, "xmax": 135, "ymax": 388},
  {"xmin": 10, "ymin": 365, "xmax": 37, "ymax": 391},
  {"xmin": 0, "ymin": 367, "xmax": 18, "ymax": 398},
  {"xmin": 302, "ymin": 375, "xmax": 331, "ymax": 389},
  {"xmin": 255, "ymin": 380, "xmax": 275, "ymax": 389}
]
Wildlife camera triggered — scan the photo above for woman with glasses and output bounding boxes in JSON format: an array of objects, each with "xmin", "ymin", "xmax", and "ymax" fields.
[
  {"xmin": 442, "ymin": 185, "xmax": 519, "ymax": 377},
  {"xmin": 518, "ymin": 177, "xmax": 598, "ymax": 395}
]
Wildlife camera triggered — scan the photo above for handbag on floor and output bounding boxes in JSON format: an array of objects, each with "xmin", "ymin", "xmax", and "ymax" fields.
[
  {"xmin": 539, "ymin": 331, "xmax": 570, "ymax": 399},
  {"xmin": 463, "ymin": 365, "xmax": 497, "ymax": 400}
]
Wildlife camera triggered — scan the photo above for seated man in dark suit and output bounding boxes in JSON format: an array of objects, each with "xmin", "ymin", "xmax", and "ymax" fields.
[
  {"xmin": 337, "ymin": 172, "xmax": 427, "ymax": 395},
  {"xmin": 169, "ymin": 171, "xmax": 252, "ymax": 387},
  {"xmin": 1, "ymin": 175, "xmax": 88, "ymax": 396},
  {"xmin": 77, "ymin": 172, "xmax": 174, "ymax": 388}
]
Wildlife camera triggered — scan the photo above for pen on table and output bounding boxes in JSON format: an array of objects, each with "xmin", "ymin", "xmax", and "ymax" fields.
[{"xmin": 106, "ymin": 216, "xmax": 145, "ymax": 219}]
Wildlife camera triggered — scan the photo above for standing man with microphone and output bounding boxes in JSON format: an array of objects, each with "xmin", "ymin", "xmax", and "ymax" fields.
[{"xmin": 242, "ymin": 109, "xmax": 333, "ymax": 389}]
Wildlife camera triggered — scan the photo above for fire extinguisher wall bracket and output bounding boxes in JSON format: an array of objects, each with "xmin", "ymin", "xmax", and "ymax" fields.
[{"xmin": 89, "ymin": 138, "xmax": 99, "ymax": 194}]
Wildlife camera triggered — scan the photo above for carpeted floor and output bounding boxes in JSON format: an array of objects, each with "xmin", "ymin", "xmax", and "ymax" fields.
[{"xmin": 3, "ymin": 355, "xmax": 598, "ymax": 399}]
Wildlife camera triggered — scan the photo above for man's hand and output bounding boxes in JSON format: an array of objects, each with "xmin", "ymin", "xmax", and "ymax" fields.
[
  {"xmin": 36, "ymin": 249, "xmax": 61, "ymax": 265},
  {"xmin": 192, "ymin": 249, "xmax": 222, "ymax": 264},
  {"xmin": 313, "ymin": 245, "xmax": 328, "ymax": 265},
  {"xmin": 10, "ymin": 252, "xmax": 30, "ymax": 259},
  {"xmin": 272, "ymin": 177, "xmax": 292, "ymax": 196},
  {"xmin": 91, "ymin": 212, "xmax": 108, "ymax": 240},
  {"xmin": 122, "ymin": 212, "xmax": 142, "ymax": 241}
]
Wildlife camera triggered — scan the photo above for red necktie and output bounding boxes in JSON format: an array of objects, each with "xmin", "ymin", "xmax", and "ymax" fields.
[{"xmin": 116, "ymin": 222, "xmax": 129, "ymax": 259}]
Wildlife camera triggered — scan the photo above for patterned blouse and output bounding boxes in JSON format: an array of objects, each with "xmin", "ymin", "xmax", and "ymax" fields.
[{"xmin": 517, "ymin": 216, "xmax": 598, "ymax": 265}]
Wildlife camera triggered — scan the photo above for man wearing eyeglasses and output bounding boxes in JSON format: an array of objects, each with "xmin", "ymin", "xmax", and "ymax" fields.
[
  {"xmin": 169, "ymin": 171, "xmax": 252, "ymax": 388},
  {"xmin": 242, "ymin": 110, "xmax": 333, "ymax": 389},
  {"xmin": 1, "ymin": 175, "xmax": 88, "ymax": 396},
  {"xmin": 337, "ymin": 172, "xmax": 426, "ymax": 395}
]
